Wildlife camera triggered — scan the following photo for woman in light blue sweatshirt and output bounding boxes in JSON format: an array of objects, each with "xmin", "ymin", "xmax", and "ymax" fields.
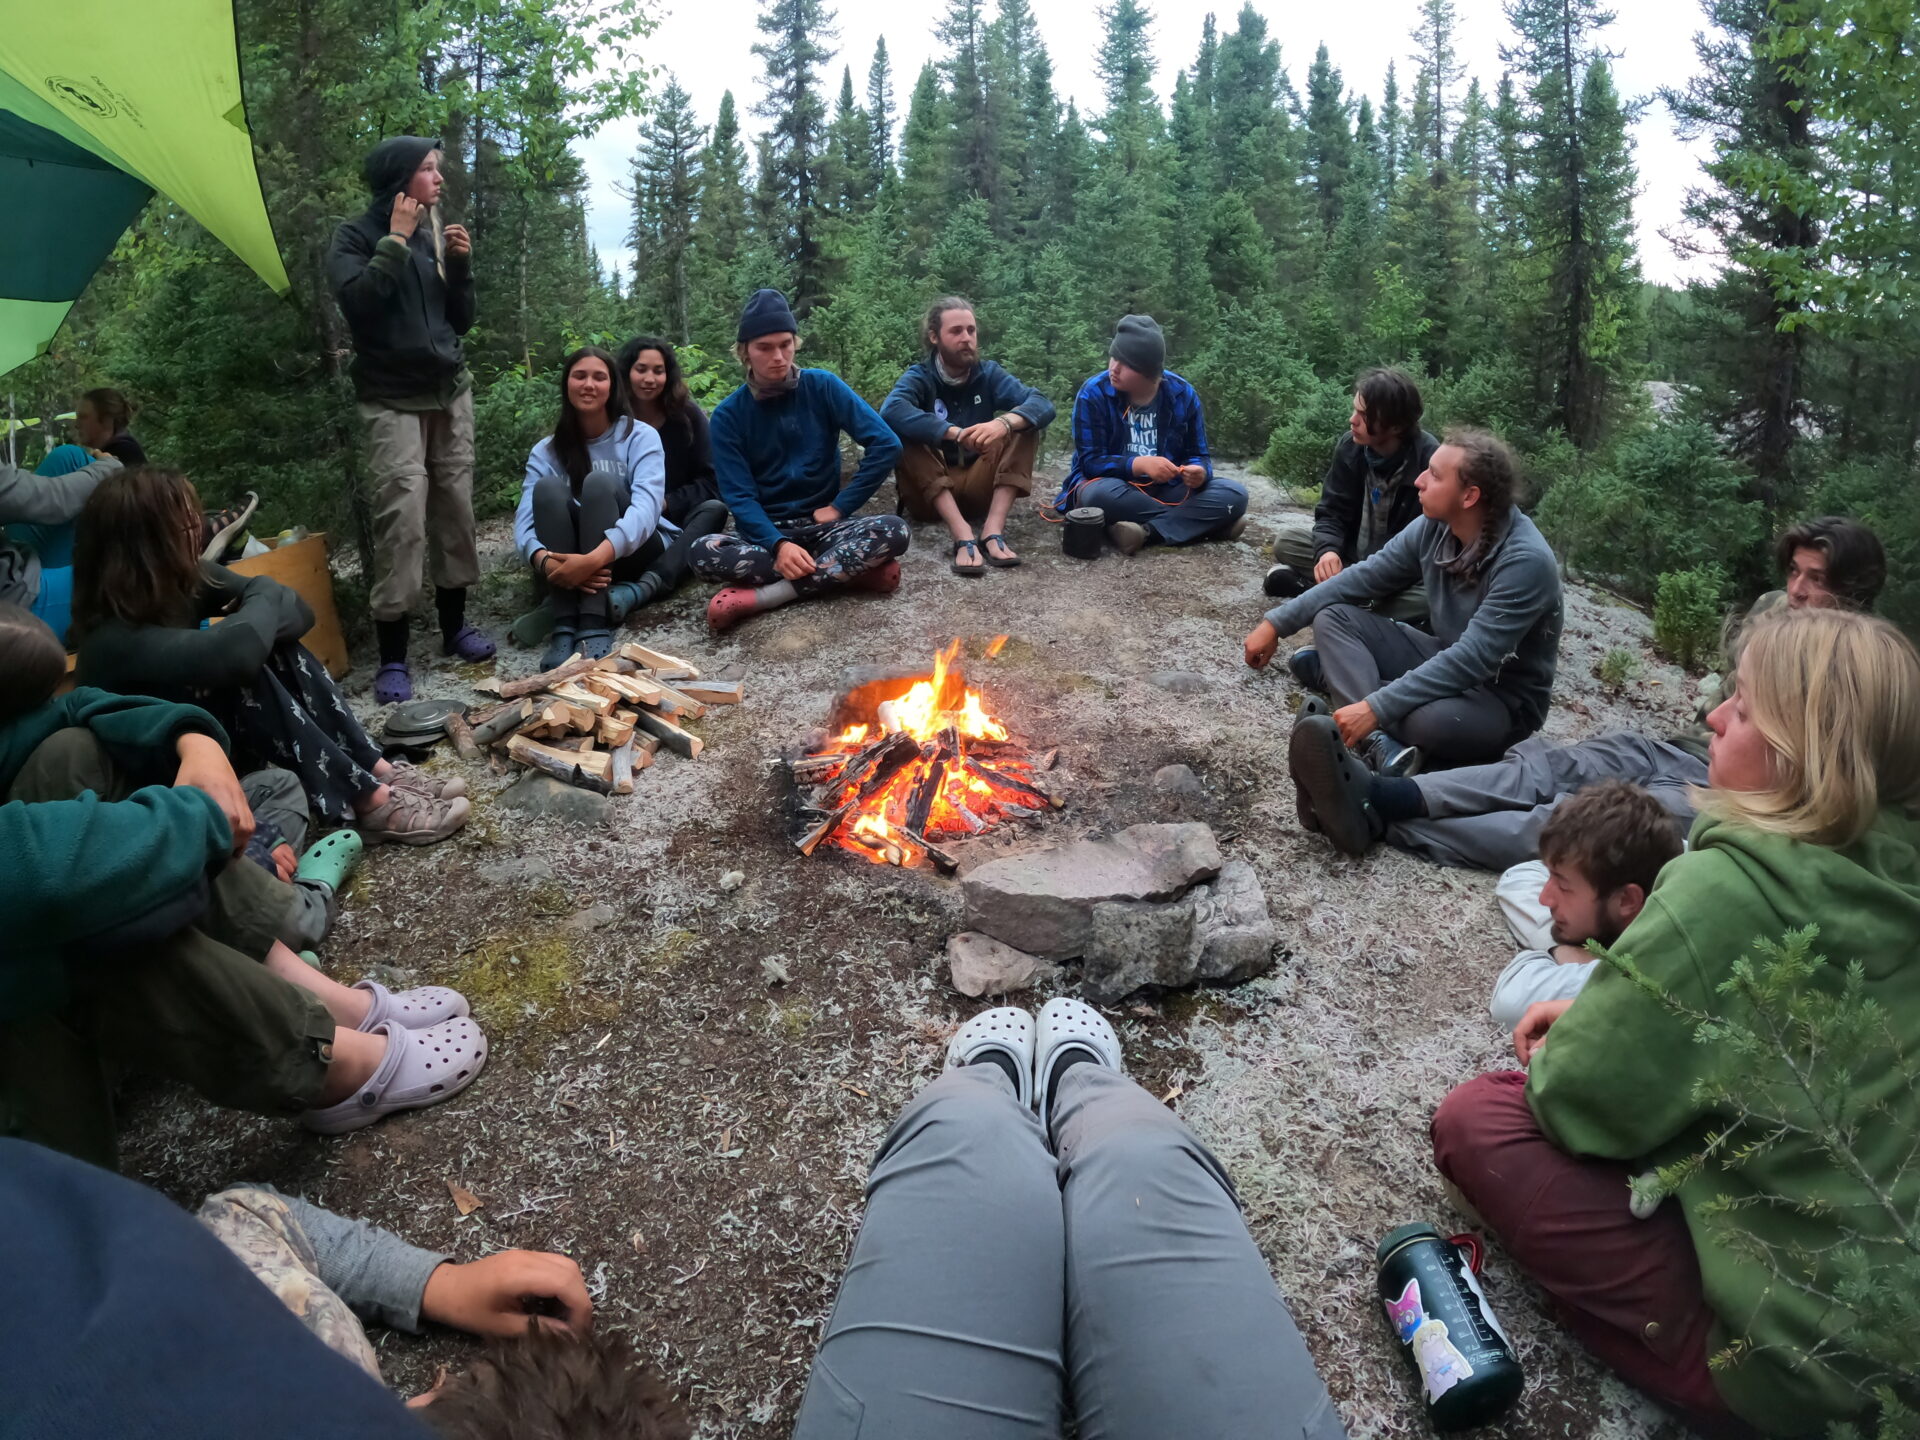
[{"xmin": 515, "ymin": 346, "xmax": 667, "ymax": 664}]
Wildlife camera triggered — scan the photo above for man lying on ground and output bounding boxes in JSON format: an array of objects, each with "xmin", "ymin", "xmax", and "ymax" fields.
[
  {"xmin": 693, "ymin": 289, "xmax": 908, "ymax": 631},
  {"xmin": 882, "ymin": 295, "xmax": 1054, "ymax": 575},
  {"xmin": 1266, "ymin": 366, "xmax": 1438, "ymax": 620},
  {"xmin": 1487, "ymin": 781, "xmax": 1683, "ymax": 1030},
  {"xmin": 0, "ymin": 604, "xmax": 484, "ymax": 1168},
  {"xmin": 1247, "ymin": 428, "xmax": 1563, "ymax": 778},
  {"xmin": 1055, "ymin": 314, "xmax": 1249, "ymax": 554},
  {"xmin": 1288, "ymin": 515, "xmax": 1886, "ymax": 865},
  {"xmin": 1, "ymin": 1139, "xmax": 691, "ymax": 1439}
]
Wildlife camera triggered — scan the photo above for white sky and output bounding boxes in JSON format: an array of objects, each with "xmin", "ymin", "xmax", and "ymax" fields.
[{"xmin": 576, "ymin": 0, "xmax": 1716, "ymax": 288}]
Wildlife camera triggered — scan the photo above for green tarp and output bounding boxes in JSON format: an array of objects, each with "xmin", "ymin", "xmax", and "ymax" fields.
[{"xmin": 0, "ymin": 4, "xmax": 288, "ymax": 377}]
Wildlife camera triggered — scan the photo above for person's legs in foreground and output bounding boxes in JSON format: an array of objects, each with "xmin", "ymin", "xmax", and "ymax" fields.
[
  {"xmin": 696, "ymin": 517, "xmax": 910, "ymax": 632},
  {"xmin": 241, "ymin": 767, "xmax": 334, "ymax": 950},
  {"xmin": 793, "ymin": 1062, "xmax": 1066, "ymax": 1439},
  {"xmin": 423, "ymin": 389, "xmax": 493, "ymax": 664},
  {"xmin": 1053, "ymin": 1059, "xmax": 1346, "ymax": 1440},
  {"xmin": 1432, "ymin": 1074, "xmax": 1748, "ymax": 1437}
]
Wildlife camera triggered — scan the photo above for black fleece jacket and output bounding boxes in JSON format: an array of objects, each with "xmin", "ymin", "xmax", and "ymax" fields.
[
  {"xmin": 75, "ymin": 562, "xmax": 314, "ymax": 702},
  {"xmin": 1310, "ymin": 429, "xmax": 1441, "ymax": 565},
  {"xmin": 325, "ymin": 137, "xmax": 475, "ymax": 403}
]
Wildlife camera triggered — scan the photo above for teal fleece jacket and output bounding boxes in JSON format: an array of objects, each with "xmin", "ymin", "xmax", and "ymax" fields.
[{"xmin": 0, "ymin": 689, "xmax": 234, "ymax": 1020}]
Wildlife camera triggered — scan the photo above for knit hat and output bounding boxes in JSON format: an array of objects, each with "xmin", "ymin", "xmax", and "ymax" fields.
[
  {"xmin": 362, "ymin": 137, "xmax": 442, "ymax": 202},
  {"xmin": 737, "ymin": 289, "xmax": 799, "ymax": 344},
  {"xmin": 1109, "ymin": 314, "xmax": 1166, "ymax": 377}
]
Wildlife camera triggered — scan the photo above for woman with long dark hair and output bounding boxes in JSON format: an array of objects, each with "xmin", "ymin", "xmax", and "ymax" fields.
[
  {"xmin": 614, "ymin": 335, "xmax": 730, "ymax": 609},
  {"xmin": 70, "ymin": 468, "xmax": 469, "ymax": 846},
  {"xmin": 513, "ymin": 345, "xmax": 669, "ymax": 665}
]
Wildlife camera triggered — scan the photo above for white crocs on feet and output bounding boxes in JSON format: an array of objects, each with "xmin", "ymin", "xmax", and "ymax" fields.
[
  {"xmin": 1035, "ymin": 997, "xmax": 1123, "ymax": 1131},
  {"xmin": 944, "ymin": 1006, "xmax": 1037, "ymax": 1109},
  {"xmin": 354, "ymin": 979, "xmax": 470, "ymax": 1031}
]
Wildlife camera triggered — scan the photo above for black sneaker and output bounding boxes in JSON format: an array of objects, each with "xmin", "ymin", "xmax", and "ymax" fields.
[
  {"xmin": 1263, "ymin": 564, "xmax": 1310, "ymax": 600},
  {"xmin": 1287, "ymin": 646, "xmax": 1327, "ymax": 694},
  {"xmin": 1359, "ymin": 731, "xmax": 1423, "ymax": 779},
  {"xmin": 1287, "ymin": 715, "xmax": 1383, "ymax": 856}
]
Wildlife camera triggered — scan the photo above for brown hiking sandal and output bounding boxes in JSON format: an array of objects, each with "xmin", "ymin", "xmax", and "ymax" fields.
[
  {"xmin": 358, "ymin": 789, "xmax": 470, "ymax": 846},
  {"xmin": 386, "ymin": 760, "xmax": 468, "ymax": 800}
]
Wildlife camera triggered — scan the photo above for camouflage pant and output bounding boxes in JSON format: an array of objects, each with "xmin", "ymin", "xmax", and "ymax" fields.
[
  {"xmin": 198, "ymin": 1187, "xmax": 382, "ymax": 1381},
  {"xmin": 689, "ymin": 514, "xmax": 910, "ymax": 595}
]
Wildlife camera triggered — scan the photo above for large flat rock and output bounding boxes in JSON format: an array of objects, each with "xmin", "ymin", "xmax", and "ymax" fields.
[
  {"xmin": 946, "ymin": 932, "xmax": 1060, "ymax": 998},
  {"xmin": 961, "ymin": 822, "xmax": 1222, "ymax": 957},
  {"xmin": 1082, "ymin": 898, "xmax": 1198, "ymax": 1003}
]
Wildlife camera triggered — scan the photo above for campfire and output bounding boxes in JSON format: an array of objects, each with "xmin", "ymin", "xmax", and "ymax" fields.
[{"xmin": 791, "ymin": 638, "xmax": 1060, "ymax": 870}]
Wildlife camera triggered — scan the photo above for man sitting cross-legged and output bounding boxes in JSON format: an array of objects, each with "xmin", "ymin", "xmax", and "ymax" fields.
[
  {"xmin": 881, "ymin": 295, "xmax": 1054, "ymax": 574},
  {"xmin": 692, "ymin": 289, "xmax": 908, "ymax": 631},
  {"xmin": 1265, "ymin": 366, "xmax": 1439, "ymax": 621},
  {"xmin": 1288, "ymin": 514, "xmax": 1886, "ymax": 866},
  {"xmin": 1487, "ymin": 781, "xmax": 1684, "ymax": 1030},
  {"xmin": 1055, "ymin": 314, "xmax": 1249, "ymax": 554},
  {"xmin": 0, "ymin": 604, "xmax": 485, "ymax": 1170},
  {"xmin": 1246, "ymin": 428, "xmax": 1563, "ymax": 779}
]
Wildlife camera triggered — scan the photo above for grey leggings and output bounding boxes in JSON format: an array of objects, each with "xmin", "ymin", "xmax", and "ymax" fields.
[{"xmin": 794, "ymin": 1064, "xmax": 1346, "ymax": 1440}]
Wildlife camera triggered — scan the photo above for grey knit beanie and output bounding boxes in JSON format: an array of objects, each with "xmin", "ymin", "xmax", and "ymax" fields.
[{"xmin": 1109, "ymin": 314, "xmax": 1166, "ymax": 377}]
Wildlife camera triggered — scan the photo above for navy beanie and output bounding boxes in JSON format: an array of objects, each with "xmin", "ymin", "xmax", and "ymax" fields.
[
  {"xmin": 1109, "ymin": 314, "xmax": 1166, "ymax": 377},
  {"xmin": 737, "ymin": 289, "xmax": 799, "ymax": 344}
]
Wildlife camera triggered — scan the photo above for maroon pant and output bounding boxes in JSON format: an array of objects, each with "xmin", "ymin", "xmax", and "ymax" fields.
[{"xmin": 1431, "ymin": 1071, "xmax": 1753, "ymax": 1438}]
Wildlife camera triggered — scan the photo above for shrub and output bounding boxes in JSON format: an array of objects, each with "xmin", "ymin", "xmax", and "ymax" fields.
[
  {"xmin": 1255, "ymin": 371, "xmax": 1355, "ymax": 489},
  {"xmin": 1653, "ymin": 565, "xmax": 1727, "ymax": 670},
  {"xmin": 1597, "ymin": 647, "xmax": 1640, "ymax": 690},
  {"xmin": 471, "ymin": 366, "xmax": 555, "ymax": 519},
  {"xmin": 1185, "ymin": 302, "xmax": 1322, "ymax": 458}
]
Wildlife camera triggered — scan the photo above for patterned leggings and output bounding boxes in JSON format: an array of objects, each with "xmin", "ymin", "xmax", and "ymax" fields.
[
  {"xmin": 195, "ymin": 643, "xmax": 385, "ymax": 825},
  {"xmin": 689, "ymin": 514, "xmax": 910, "ymax": 595}
]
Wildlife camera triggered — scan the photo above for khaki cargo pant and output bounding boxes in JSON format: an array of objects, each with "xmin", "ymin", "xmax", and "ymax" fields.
[
  {"xmin": 0, "ymin": 730, "xmax": 335, "ymax": 1170},
  {"xmin": 894, "ymin": 429, "xmax": 1039, "ymax": 523},
  {"xmin": 359, "ymin": 388, "xmax": 481, "ymax": 621}
]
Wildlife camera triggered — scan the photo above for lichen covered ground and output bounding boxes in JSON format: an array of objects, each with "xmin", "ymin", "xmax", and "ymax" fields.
[{"xmin": 120, "ymin": 466, "xmax": 1711, "ymax": 1438}]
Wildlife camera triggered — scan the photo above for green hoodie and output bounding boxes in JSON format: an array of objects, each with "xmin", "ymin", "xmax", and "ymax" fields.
[
  {"xmin": 1527, "ymin": 806, "xmax": 1920, "ymax": 1433},
  {"xmin": 0, "ymin": 689, "xmax": 234, "ymax": 1022}
]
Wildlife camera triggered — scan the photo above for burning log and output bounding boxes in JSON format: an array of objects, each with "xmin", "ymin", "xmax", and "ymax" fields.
[
  {"xmin": 819, "ymin": 731, "xmax": 918, "ymax": 808},
  {"xmin": 963, "ymin": 758, "xmax": 1063, "ymax": 809},
  {"xmin": 797, "ymin": 802, "xmax": 856, "ymax": 856},
  {"xmin": 789, "ymin": 753, "xmax": 846, "ymax": 784},
  {"xmin": 903, "ymin": 747, "xmax": 949, "ymax": 837}
]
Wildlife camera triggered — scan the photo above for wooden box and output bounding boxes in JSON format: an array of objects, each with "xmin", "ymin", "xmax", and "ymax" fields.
[{"xmin": 227, "ymin": 533, "xmax": 350, "ymax": 678}]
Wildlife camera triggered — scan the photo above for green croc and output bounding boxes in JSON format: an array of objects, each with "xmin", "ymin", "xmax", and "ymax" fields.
[{"xmin": 297, "ymin": 830, "xmax": 364, "ymax": 892}]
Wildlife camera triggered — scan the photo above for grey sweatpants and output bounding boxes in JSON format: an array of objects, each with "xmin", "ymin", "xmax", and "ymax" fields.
[
  {"xmin": 1271, "ymin": 514, "xmax": 1428, "ymax": 622},
  {"xmin": 794, "ymin": 1063, "xmax": 1346, "ymax": 1440},
  {"xmin": 242, "ymin": 768, "xmax": 333, "ymax": 950},
  {"xmin": 1314, "ymin": 603, "xmax": 1522, "ymax": 764},
  {"xmin": 1391, "ymin": 731, "xmax": 1707, "ymax": 871}
]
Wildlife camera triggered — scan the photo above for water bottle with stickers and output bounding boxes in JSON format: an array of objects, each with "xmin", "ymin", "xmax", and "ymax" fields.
[{"xmin": 1377, "ymin": 1223, "xmax": 1524, "ymax": 1430}]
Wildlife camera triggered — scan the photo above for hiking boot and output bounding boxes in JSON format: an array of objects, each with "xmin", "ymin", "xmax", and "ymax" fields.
[
  {"xmin": 1223, "ymin": 513, "xmax": 1249, "ymax": 542},
  {"xmin": 1107, "ymin": 521, "xmax": 1150, "ymax": 555},
  {"xmin": 386, "ymin": 760, "xmax": 467, "ymax": 801},
  {"xmin": 358, "ymin": 788, "xmax": 470, "ymax": 846},
  {"xmin": 1359, "ymin": 731, "xmax": 1423, "ymax": 779},
  {"xmin": 1264, "ymin": 564, "xmax": 1310, "ymax": 600},
  {"xmin": 1287, "ymin": 646, "xmax": 1327, "ymax": 694},
  {"xmin": 1288, "ymin": 715, "xmax": 1382, "ymax": 856}
]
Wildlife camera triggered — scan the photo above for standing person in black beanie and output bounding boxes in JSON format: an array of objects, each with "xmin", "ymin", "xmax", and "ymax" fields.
[{"xmin": 328, "ymin": 137, "xmax": 496, "ymax": 706}]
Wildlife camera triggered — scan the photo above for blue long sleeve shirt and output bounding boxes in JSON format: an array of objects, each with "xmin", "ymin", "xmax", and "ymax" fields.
[
  {"xmin": 710, "ymin": 369, "xmax": 902, "ymax": 550},
  {"xmin": 880, "ymin": 358, "xmax": 1055, "ymax": 456},
  {"xmin": 1058, "ymin": 370, "xmax": 1213, "ymax": 511}
]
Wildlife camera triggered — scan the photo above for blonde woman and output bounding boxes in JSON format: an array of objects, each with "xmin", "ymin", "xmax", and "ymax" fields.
[{"xmin": 1431, "ymin": 606, "xmax": 1920, "ymax": 1437}]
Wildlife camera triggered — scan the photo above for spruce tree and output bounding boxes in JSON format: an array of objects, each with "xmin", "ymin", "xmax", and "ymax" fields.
[
  {"xmin": 1304, "ymin": 44, "xmax": 1354, "ymax": 237},
  {"xmin": 897, "ymin": 62, "xmax": 952, "ymax": 258},
  {"xmin": 630, "ymin": 74, "xmax": 704, "ymax": 342},
  {"xmin": 750, "ymin": 0, "xmax": 839, "ymax": 311},
  {"xmin": 866, "ymin": 38, "xmax": 897, "ymax": 179},
  {"xmin": 826, "ymin": 67, "xmax": 879, "ymax": 216},
  {"xmin": 1380, "ymin": 61, "xmax": 1405, "ymax": 191},
  {"xmin": 985, "ymin": 0, "xmax": 1046, "ymax": 228},
  {"xmin": 686, "ymin": 90, "xmax": 753, "ymax": 348},
  {"xmin": 938, "ymin": 0, "xmax": 995, "ymax": 206},
  {"xmin": 1413, "ymin": 0, "xmax": 1464, "ymax": 166},
  {"xmin": 1094, "ymin": 0, "xmax": 1157, "ymax": 171}
]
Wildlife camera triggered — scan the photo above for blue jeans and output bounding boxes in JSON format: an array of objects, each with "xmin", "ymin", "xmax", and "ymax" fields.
[{"xmin": 1074, "ymin": 475, "xmax": 1249, "ymax": 545}]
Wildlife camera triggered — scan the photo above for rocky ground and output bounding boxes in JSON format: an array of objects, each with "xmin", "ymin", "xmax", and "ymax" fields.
[{"xmin": 120, "ymin": 463, "xmax": 1713, "ymax": 1438}]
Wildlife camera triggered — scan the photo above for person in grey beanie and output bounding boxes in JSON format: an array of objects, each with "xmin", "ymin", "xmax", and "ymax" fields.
[{"xmin": 1055, "ymin": 315, "xmax": 1249, "ymax": 553}]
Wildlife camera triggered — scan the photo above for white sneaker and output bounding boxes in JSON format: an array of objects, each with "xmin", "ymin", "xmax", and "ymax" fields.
[
  {"xmin": 1034, "ymin": 998, "xmax": 1123, "ymax": 1131},
  {"xmin": 1107, "ymin": 520, "xmax": 1150, "ymax": 555},
  {"xmin": 944, "ymin": 1007, "xmax": 1037, "ymax": 1109}
]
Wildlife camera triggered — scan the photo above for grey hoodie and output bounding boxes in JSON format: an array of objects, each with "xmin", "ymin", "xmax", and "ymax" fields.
[{"xmin": 0, "ymin": 455, "xmax": 122, "ymax": 606}]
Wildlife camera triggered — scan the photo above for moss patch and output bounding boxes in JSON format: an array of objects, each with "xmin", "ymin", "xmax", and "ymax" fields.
[{"xmin": 444, "ymin": 931, "xmax": 604, "ymax": 1040}]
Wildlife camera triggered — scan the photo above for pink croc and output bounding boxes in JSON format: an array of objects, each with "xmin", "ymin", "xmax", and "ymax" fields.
[
  {"xmin": 302, "ymin": 1019, "xmax": 488, "ymax": 1134},
  {"xmin": 354, "ymin": 979, "xmax": 470, "ymax": 1031},
  {"xmin": 847, "ymin": 558, "xmax": 901, "ymax": 594},
  {"xmin": 707, "ymin": 585, "xmax": 762, "ymax": 632}
]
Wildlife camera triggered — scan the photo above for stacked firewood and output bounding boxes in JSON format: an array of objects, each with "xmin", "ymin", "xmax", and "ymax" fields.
[{"xmin": 459, "ymin": 643, "xmax": 744, "ymax": 795}]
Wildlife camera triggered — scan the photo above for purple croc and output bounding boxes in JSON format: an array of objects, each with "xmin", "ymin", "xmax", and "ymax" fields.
[
  {"xmin": 302, "ymin": 1018, "xmax": 488, "ymax": 1134},
  {"xmin": 373, "ymin": 661, "xmax": 412, "ymax": 705},
  {"xmin": 442, "ymin": 624, "xmax": 496, "ymax": 663}
]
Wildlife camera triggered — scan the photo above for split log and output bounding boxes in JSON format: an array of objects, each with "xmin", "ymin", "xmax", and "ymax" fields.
[
  {"xmin": 468, "ymin": 699, "xmax": 519, "ymax": 730},
  {"xmin": 789, "ymin": 753, "xmax": 845, "ymax": 783},
  {"xmin": 676, "ymin": 676, "xmax": 742, "ymax": 704},
  {"xmin": 595, "ymin": 712, "xmax": 637, "ymax": 748},
  {"xmin": 548, "ymin": 735, "xmax": 595, "ymax": 753},
  {"xmin": 443, "ymin": 711, "xmax": 482, "ymax": 761},
  {"xmin": 635, "ymin": 734, "xmax": 661, "ymax": 759},
  {"xmin": 819, "ymin": 732, "xmax": 918, "ymax": 808},
  {"xmin": 576, "ymin": 750, "xmax": 614, "ymax": 787},
  {"xmin": 506, "ymin": 734, "xmax": 581, "ymax": 786},
  {"xmin": 584, "ymin": 671, "xmax": 654, "ymax": 705},
  {"xmin": 618, "ymin": 642, "xmax": 699, "ymax": 678},
  {"xmin": 631, "ymin": 708, "xmax": 702, "ymax": 760},
  {"xmin": 473, "ymin": 699, "xmax": 534, "ymax": 747},
  {"xmin": 919, "ymin": 836, "xmax": 959, "ymax": 875},
  {"xmin": 492, "ymin": 655, "xmax": 592, "ymax": 700},
  {"xmin": 548, "ymin": 681, "xmax": 614, "ymax": 716},
  {"xmin": 610, "ymin": 740, "xmax": 637, "ymax": 794},
  {"xmin": 904, "ymin": 748, "xmax": 949, "ymax": 837},
  {"xmin": 645, "ymin": 682, "xmax": 708, "ymax": 721},
  {"xmin": 796, "ymin": 802, "xmax": 855, "ymax": 855},
  {"xmin": 964, "ymin": 759, "xmax": 1063, "ymax": 809}
]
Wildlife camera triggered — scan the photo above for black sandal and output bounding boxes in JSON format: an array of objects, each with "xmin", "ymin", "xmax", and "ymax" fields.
[
  {"xmin": 981, "ymin": 533, "xmax": 1021, "ymax": 568},
  {"xmin": 950, "ymin": 539, "xmax": 984, "ymax": 577}
]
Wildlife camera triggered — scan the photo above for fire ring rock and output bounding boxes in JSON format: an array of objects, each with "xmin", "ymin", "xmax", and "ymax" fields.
[
  {"xmin": 961, "ymin": 822, "xmax": 1223, "ymax": 958},
  {"xmin": 1082, "ymin": 898, "xmax": 1198, "ymax": 1003},
  {"xmin": 947, "ymin": 932, "xmax": 1060, "ymax": 998}
]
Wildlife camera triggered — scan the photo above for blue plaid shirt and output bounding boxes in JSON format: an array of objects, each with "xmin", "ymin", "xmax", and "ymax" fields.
[{"xmin": 1056, "ymin": 369, "xmax": 1213, "ymax": 512}]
